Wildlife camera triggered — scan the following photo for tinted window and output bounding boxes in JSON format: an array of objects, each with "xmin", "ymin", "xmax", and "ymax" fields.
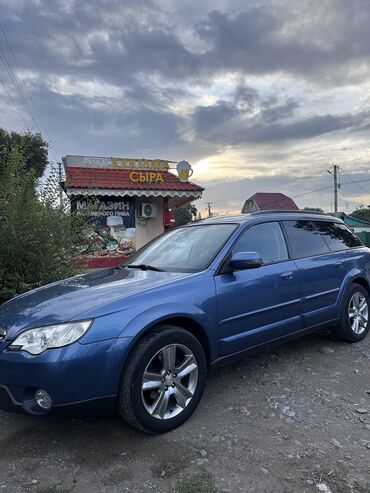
[
  {"xmin": 315, "ymin": 221, "xmax": 362, "ymax": 251},
  {"xmin": 283, "ymin": 220, "xmax": 330, "ymax": 258},
  {"xmin": 233, "ymin": 222, "xmax": 289, "ymax": 264}
]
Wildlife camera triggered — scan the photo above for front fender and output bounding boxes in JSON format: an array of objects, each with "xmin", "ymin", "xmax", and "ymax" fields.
[{"xmin": 118, "ymin": 302, "xmax": 218, "ymax": 362}]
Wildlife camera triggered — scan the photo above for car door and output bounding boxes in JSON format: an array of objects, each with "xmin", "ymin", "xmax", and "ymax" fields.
[
  {"xmin": 215, "ymin": 221, "xmax": 302, "ymax": 356},
  {"xmin": 282, "ymin": 219, "xmax": 356, "ymax": 327}
]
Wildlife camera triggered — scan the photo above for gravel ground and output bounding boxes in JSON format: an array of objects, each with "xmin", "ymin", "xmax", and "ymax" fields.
[{"xmin": 1, "ymin": 330, "xmax": 369, "ymax": 493}]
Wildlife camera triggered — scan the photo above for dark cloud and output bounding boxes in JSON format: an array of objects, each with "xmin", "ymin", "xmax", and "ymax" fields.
[
  {"xmin": 195, "ymin": 3, "xmax": 370, "ymax": 83},
  {"xmin": 259, "ymin": 98, "xmax": 299, "ymax": 124},
  {"xmin": 2, "ymin": 0, "xmax": 370, "ymax": 85},
  {"xmin": 242, "ymin": 113, "xmax": 354, "ymax": 144},
  {"xmin": 193, "ymin": 101, "xmax": 239, "ymax": 134},
  {"xmin": 234, "ymin": 84, "xmax": 259, "ymax": 109},
  {"xmin": 29, "ymin": 84, "xmax": 185, "ymax": 156},
  {"xmin": 0, "ymin": 0, "xmax": 200, "ymax": 84},
  {"xmin": 192, "ymin": 91, "xmax": 370, "ymax": 145},
  {"xmin": 0, "ymin": 0, "xmax": 370, "ymax": 201}
]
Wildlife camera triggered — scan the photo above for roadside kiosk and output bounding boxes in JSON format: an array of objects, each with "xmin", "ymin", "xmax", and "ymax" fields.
[{"xmin": 63, "ymin": 155, "xmax": 204, "ymax": 268}]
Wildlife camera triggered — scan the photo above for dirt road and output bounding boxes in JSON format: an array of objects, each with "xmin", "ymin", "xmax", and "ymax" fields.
[{"xmin": 1, "ymin": 330, "xmax": 369, "ymax": 493}]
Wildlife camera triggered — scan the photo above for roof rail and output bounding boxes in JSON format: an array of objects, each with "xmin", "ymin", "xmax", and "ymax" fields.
[{"xmin": 250, "ymin": 210, "xmax": 330, "ymax": 216}]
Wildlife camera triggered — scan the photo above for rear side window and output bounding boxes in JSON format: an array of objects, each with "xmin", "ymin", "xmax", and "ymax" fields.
[
  {"xmin": 232, "ymin": 222, "xmax": 289, "ymax": 264},
  {"xmin": 315, "ymin": 221, "xmax": 363, "ymax": 251},
  {"xmin": 283, "ymin": 220, "xmax": 330, "ymax": 258}
]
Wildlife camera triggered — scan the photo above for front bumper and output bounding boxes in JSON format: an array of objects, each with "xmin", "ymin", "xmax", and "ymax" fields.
[
  {"xmin": 0, "ymin": 384, "xmax": 117, "ymax": 416},
  {"xmin": 0, "ymin": 336, "xmax": 132, "ymax": 415},
  {"xmin": 0, "ymin": 385, "xmax": 22, "ymax": 413}
]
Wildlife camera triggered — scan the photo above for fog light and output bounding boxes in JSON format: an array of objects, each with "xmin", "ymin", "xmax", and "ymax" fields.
[{"xmin": 35, "ymin": 389, "xmax": 52, "ymax": 410}]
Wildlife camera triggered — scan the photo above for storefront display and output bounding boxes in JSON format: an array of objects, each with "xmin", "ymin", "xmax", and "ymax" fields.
[
  {"xmin": 71, "ymin": 196, "xmax": 136, "ymax": 258},
  {"xmin": 63, "ymin": 155, "xmax": 204, "ymax": 268}
]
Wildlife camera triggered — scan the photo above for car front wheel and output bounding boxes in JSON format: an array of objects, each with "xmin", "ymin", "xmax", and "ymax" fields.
[
  {"xmin": 118, "ymin": 326, "xmax": 207, "ymax": 433},
  {"xmin": 334, "ymin": 283, "xmax": 370, "ymax": 342}
]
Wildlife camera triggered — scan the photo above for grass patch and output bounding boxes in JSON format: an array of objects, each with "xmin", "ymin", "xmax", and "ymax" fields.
[
  {"xmin": 352, "ymin": 483, "xmax": 370, "ymax": 493},
  {"xmin": 157, "ymin": 461, "xmax": 183, "ymax": 478},
  {"xmin": 175, "ymin": 471, "xmax": 219, "ymax": 493},
  {"xmin": 309, "ymin": 470, "xmax": 370, "ymax": 493},
  {"xmin": 154, "ymin": 448, "xmax": 194, "ymax": 478}
]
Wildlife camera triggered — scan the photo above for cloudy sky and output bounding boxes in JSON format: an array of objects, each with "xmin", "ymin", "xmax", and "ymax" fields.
[{"xmin": 1, "ymin": 0, "xmax": 370, "ymax": 215}]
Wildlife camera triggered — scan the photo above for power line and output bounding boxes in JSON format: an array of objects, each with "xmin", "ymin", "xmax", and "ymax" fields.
[
  {"xmin": 335, "ymin": 155, "xmax": 370, "ymax": 166},
  {"xmin": 0, "ymin": 22, "xmax": 60, "ymax": 165},
  {"xmin": 212, "ymin": 176, "xmax": 370, "ymax": 211},
  {"xmin": 340, "ymin": 166, "xmax": 369, "ymax": 195},
  {"xmin": 0, "ymin": 21, "xmax": 60, "ymax": 163},
  {"xmin": 339, "ymin": 186, "xmax": 360, "ymax": 212},
  {"xmin": 0, "ymin": 74, "xmax": 30, "ymax": 129},
  {"xmin": 0, "ymin": 49, "xmax": 59, "ymax": 165},
  {"xmin": 0, "ymin": 47, "xmax": 36, "ymax": 130}
]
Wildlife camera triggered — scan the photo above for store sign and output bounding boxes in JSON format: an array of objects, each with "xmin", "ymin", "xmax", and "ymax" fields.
[
  {"xmin": 71, "ymin": 197, "xmax": 136, "ymax": 257},
  {"xmin": 64, "ymin": 155, "xmax": 170, "ymax": 170},
  {"xmin": 129, "ymin": 171, "xmax": 164, "ymax": 183},
  {"xmin": 176, "ymin": 160, "xmax": 193, "ymax": 182},
  {"xmin": 64, "ymin": 155, "xmax": 194, "ymax": 183},
  {"xmin": 113, "ymin": 158, "xmax": 169, "ymax": 170}
]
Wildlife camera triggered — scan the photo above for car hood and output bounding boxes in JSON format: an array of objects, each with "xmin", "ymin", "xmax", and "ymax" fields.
[{"xmin": 0, "ymin": 268, "xmax": 189, "ymax": 339}]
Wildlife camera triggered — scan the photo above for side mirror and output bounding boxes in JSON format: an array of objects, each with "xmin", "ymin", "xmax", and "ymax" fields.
[{"xmin": 229, "ymin": 251, "xmax": 263, "ymax": 270}]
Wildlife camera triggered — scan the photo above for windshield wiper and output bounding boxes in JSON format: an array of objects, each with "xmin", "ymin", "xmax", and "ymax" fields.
[{"xmin": 126, "ymin": 264, "xmax": 166, "ymax": 272}]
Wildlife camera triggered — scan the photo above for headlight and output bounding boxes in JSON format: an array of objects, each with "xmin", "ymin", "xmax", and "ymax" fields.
[{"xmin": 10, "ymin": 320, "xmax": 93, "ymax": 355}]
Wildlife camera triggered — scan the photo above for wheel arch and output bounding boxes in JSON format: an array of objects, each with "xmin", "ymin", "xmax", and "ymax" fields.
[
  {"xmin": 351, "ymin": 276, "xmax": 370, "ymax": 294},
  {"xmin": 338, "ymin": 270, "xmax": 370, "ymax": 309},
  {"xmin": 151, "ymin": 316, "xmax": 211, "ymax": 366},
  {"xmin": 124, "ymin": 315, "xmax": 212, "ymax": 372}
]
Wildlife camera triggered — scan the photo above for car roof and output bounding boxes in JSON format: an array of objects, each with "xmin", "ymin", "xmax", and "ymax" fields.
[{"xmin": 188, "ymin": 210, "xmax": 342, "ymax": 226}]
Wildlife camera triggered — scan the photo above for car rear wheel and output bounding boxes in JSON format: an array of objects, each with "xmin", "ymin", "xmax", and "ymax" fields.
[
  {"xmin": 118, "ymin": 326, "xmax": 207, "ymax": 433},
  {"xmin": 333, "ymin": 283, "xmax": 370, "ymax": 342}
]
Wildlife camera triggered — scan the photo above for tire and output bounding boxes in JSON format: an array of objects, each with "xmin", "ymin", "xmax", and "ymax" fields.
[
  {"xmin": 118, "ymin": 325, "xmax": 207, "ymax": 434},
  {"xmin": 333, "ymin": 283, "xmax": 370, "ymax": 343}
]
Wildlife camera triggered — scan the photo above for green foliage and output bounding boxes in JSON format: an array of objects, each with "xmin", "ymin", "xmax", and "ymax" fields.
[
  {"xmin": 175, "ymin": 203, "xmax": 198, "ymax": 226},
  {"xmin": 0, "ymin": 145, "xmax": 88, "ymax": 304},
  {"xmin": 175, "ymin": 472, "xmax": 219, "ymax": 493},
  {"xmin": 350, "ymin": 207, "xmax": 370, "ymax": 223},
  {"xmin": 0, "ymin": 128, "xmax": 48, "ymax": 178},
  {"xmin": 302, "ymin": 207, "xmax": 324, "ymax": 212}
]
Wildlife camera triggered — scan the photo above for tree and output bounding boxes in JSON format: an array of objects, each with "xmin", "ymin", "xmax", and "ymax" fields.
[
  {"xmin": 350, "ymin": 207, "xmax": 370, "ymax": 223},
  {"xmin": 175, "ymin": 203, "xmax": 198, "ymax": 226},
  {"xmin": 302, "ymin": 207, "xmax": 324, "ymax": 212},
  {"xmin": 0, "ymin": 145, "xmax": 88, "ymax": 304},
  {"xmin": 0, "ymin": 128, "xmax": 49, "ymax": 178}
]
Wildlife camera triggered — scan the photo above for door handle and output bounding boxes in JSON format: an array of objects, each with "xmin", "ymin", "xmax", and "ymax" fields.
[{"xmin": 281, "ymin": 271, "xmax": 294, "ymax": 280}]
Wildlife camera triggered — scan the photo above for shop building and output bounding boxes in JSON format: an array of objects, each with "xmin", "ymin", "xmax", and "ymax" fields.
[
  {"xmin": 333, "ymin": 212, "xmax": 370, "ymax": 247},
  {"xmin": 63, "ymin": 155, "xmax": 204, "ymax": 268},
  {"xmin": 241, "ymin": 192, "xmax": 299, "ymax": 213}
]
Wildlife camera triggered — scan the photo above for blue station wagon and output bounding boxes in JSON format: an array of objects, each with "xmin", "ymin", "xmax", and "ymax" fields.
[{"xmin": 0, "ymin": 211, "xmax": 369, "ymax": 433}]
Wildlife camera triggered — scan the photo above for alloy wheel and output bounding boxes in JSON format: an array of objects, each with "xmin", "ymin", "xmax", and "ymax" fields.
[
  {"xmin": 348, "ymin": 291, "xmax": 368, "ymax": 335},
  {"xmin": 141, "ymin": 343, "xmax": 198, "ymax": 420}
]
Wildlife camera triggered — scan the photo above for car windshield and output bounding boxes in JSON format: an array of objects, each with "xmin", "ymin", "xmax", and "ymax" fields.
[{"xmin": 123, "ymin": 224, "xmax": 237, "ymax": 273}]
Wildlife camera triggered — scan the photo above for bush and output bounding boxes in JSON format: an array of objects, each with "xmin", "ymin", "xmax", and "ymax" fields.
[{"xmin": 0, "ymin": 146, "xmax": 88, "ymax": 304}]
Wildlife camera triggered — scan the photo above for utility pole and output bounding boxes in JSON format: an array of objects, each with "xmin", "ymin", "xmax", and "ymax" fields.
[
  {"xmin": 206, "ymin": 202, "xmax": 213, "ymax": 218},
  {"xmin": 327, "ymin": 164, "xmax": 340, "ymax": 213},
  {"xmin": 58, "ymin": 162, "xmax": 63, "ymax": 209},
  {"xmin": 334, "ymin": 164, "xmax": 338, "ymax": 213}
]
